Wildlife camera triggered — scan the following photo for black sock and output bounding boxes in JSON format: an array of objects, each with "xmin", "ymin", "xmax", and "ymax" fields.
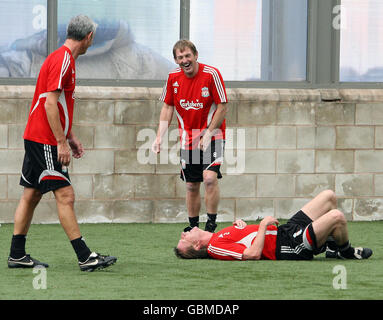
[
  {"xmin": 339, "ymin": 241, "xmax": 354, "ymax": 258},
  {"xmin": 189, "ymin": 216, "xmax": 199, "ymax": 228},
  {"xmin": 10, "ymin": 234, "xmax": 26, "ymax": 259},
  {"xmin": 71, "ymin": 236, "xmax": 92, "ymax": 262},
  {"xmin": 207, "ymin": 213, "xmax": 217, "ymax": 223},
  {"xmin": 326, "ymin": 236, "xmax": 338, "ymax": 251}
]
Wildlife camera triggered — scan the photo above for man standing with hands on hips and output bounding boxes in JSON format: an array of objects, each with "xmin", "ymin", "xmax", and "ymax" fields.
[
  {"xmin": 153, "ymin": 39, "xmax": 228, "ymax": 233},
  {"xmin": 7, "ymin": 15, "xmax": 117, "ymax": 272}
]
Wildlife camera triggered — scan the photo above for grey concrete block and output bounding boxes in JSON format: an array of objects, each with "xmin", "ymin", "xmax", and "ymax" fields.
[
  {"xmin": 277, "ymin": 102, "xmax": 316, "ymax": 125},
  {"xmin": 316, "ymin": 151, "xmax": 354, "ymax": 173},
  {"xmin": 277, "ymin": 150, "xmax": 315, "ymax": 173},
  {"xmin": 355, "ymin": 150, "xmax": 383, "ymax": 173},
  {"xmin": 336, "ymin": 127, "xmax": 374, "ymax": 149},
  {"xmin": 257, "ymin": 175, "xmax": 295, "ymax": 197},
  {"xmin": 335, "ymin": 174, "xmax": 373, "ymax": 196},
  {"xmin": 93, "ymin": 174, "xmax": 135, "ymax": 199},
  {"xmin": 237, "ymin": 102, "xmax": 277, "ymax": 125},
  {"xmin": 354, "ymin": 199, "xmax": 383, "ymax": 220},
  {"xmin": 258, "ymin": 126, "xmax": 296, "ymax": 149},
  {"xmin": 356, "ymin": 103, "xmax": 383, "ymax": 125},
  {"xmin": 316, "ymin": 103, "xmax": 355, "ymax": 125},
  {"xmin": 113, "ymin": 200, "xmax": 154, "ymax": 223},
  {"xmin": 236, "ymin": 198, "xmax": 274, "ymax": 221},
  {"xmin": 72, "ymin": 150, "xmax": 114, "ymax": 174},
  {"xmin": 296, "ymin": 174, "xmax": 334, "ymax": 197},
  {"xmin": 0, "ymin": 125, "xmax": 8, "ymax": 148}
]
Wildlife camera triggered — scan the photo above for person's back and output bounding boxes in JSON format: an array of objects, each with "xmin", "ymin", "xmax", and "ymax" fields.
[{"xmin": 24, "ymin": 46, "xmax": 75, "ymax": 146}]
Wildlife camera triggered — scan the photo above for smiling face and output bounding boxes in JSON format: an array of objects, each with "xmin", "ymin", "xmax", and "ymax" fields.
[{"xmin": 174, "ymin": 47, "xmax": 199, "ymax": 78}]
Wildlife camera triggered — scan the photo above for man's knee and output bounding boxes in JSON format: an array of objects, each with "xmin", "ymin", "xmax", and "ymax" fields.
[
  {"xmin": 186, "ymin": 182, "xmax": 200, "ymax": 193},
  {"xmin": 22, "ymin": 188, "xmax": 42, "ymax": 205},
  {"xmin": 316, "ymin": 189, "xmax": 337, "ymax": 210},
  {"xmin": 54, "ymin": 187, "xmax": 75, "ymax": 207},
  {"xmin": 329, "ymin": 209, "xmax": 347, "ymax": 225},
  {"xmin": 203, "ymin": 171, "xmax": 218, "ymax": 189},
  {"xmin": 322, "ymin": 189, "xmax": 337, "ymax": 205}
]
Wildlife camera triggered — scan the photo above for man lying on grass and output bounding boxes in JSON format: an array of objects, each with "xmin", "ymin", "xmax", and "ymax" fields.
[{"xmin": 174, "ymin": 190, "xmax": 373, "ymax": 261}]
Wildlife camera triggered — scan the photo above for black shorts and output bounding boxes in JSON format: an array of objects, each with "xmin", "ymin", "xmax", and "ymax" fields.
[
  {"xmin": 275, "ymin": 210, "xmax": 323, "ymax": 260},
  {"xmin": 180, "ymin": 139, "xmax": 225, "ymax": 183},
  {"xmin": 20, "ymin": 139, "xmax": 71, "ymax": 194}
]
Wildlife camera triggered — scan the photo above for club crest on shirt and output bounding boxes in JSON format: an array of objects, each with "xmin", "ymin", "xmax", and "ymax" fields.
[{"xmin": 201, "ymin": 87, "xmax": 210, "ymax": 97}]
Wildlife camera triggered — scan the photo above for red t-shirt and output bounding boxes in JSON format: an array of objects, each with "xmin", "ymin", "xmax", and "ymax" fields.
[
  {"xmin": 24, "ymin": 46, "xmax": 76, "ymax": 146},
  {"xmin": 160, "ymin": 63, "xmax": 228, "ymax": 150},
  {"xmin": 207, "ymin": 225, "xmax": 278, "ymax": 260}
]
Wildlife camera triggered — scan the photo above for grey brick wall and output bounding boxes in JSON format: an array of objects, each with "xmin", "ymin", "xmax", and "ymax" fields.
[{"xmin": 1, "ymin": 86, "xmax": 383, "ymax": 223}]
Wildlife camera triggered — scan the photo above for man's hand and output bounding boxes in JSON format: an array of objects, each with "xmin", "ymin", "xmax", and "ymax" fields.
[
  {"xmin": 233, "ymin": 219, "xmax": 247, "ymax": 228},
  {"xmin": 68, "ymin": 136, "xmax": 84, "ymax": 159},
  {"xmin": 260, "ymin": 216, "xmax": 279, "ymax": 227},
  {"xmin": 152, "ymin": 137, "xmax": 162, "ymax": 153},
  {"xmin": 199, "ymin": 129, "xmax": 213, "ymax": 152},
  {"xmin": 57, "ymin": 140, "xmax": 71, "ymax": 166}
]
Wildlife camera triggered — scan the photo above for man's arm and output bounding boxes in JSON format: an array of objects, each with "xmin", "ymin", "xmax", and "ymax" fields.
[
  {"xmin": 152, "ymin": 103, "xmax": 174, "ymax": 153},
  {"xmin": 200, "ymin": 103, "xmax": 227, "ymax": 151},
  {"xmin": 242, "ymin": 216, "xmax": 279, "ymax": 260},
  {"xmin": 44, "ymin": 90, "xmax": 71, "ymax": 166},
  {"xmin": 67, "ymin": 131, "xmax": 84, "ymax": 159}
]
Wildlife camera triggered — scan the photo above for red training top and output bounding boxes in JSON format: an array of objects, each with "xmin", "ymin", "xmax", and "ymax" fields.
[
  {"xmin": 160, "ymin": 63, "xmax": 228, "ymax": 150},
  {"xmin": 207, "ymin": 224, "xmax": 278, "ymax": 260},
  {"xmin": 24, "ymin": 45, "xmax": 76, "ymax": 146}
]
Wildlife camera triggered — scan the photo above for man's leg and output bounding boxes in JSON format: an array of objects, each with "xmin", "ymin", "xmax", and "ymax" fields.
[
  {"xmin": 203, "ymin": 170, "xmax": 219, "ymax": 213},
  {"xmin": 10, "ymin": 188, "xmax": 42, "ymax": 259},
  {"xmin": 300, "ymin": 189, "xmax": 337, "ymax": 221},
  {"xmin": 309, "ymin": 209, "xmax": 348, "ymax": 248},
  {"xmin": 53, "ymin": 185, "xmax": 81, "ymax": 240},
  {"xmin": 201, "ymin": 139, "xmax": 223, "ymax": 232},
  {"xmin": 306, "ymin": 209, "xmax": 372, "ymax": 259},
  {"xmin": 13, "ymin": 187, "xmax": 42, "ymax": 236},
  {"xmin": 203, "ymin": 170, "xmax": 219, "ymax": 232},
  {"xmin": 185, "ymin": 182, "xmax": 201, "ymax": 229},
  {"xmin": 53, "ymin": 185, "xmax": 91, "ymax": 262},
  {"xmin": 53, "ymin": 185, "xmax": 117, "ymax": 271},
  {"xmin": 8, "ymin": 188, "xmax": 49, "ymax": 268}
]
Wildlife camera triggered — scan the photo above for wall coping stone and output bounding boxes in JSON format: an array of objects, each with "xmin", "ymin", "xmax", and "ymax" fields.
[{"xmin": 0, "ymin": 85, "xmax": 382, "ymax": 102}]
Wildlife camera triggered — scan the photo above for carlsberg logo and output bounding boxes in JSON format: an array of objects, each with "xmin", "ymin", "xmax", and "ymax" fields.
[{"xmin": 180, "ymin": 99, "xmax": 204, "ymax": 110}]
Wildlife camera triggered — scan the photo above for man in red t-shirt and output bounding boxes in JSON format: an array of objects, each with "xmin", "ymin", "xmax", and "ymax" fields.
[
  {"xmin": 153, "ymin": 39, "xmax": 228, "ymax": 233},
  {"xmin": 8, "ymin": 15, "xmax": 116, "ymax": 272},
  {"xmin": 175, "ymin": 190, "xmax": 372, "ymax": 261}
]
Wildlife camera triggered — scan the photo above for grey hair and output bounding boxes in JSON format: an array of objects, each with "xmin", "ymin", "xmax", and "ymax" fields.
[{"xmin": 66, "ymin": 15, "xmax": 97, "ymax": 41}]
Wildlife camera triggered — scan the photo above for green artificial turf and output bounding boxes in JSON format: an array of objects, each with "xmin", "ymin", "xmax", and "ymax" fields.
[{"xmin": 0, "ymin": 221, "xmax": 382, "ymax": 300}]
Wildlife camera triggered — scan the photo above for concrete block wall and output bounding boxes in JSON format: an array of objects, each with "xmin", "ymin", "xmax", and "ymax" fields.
[{"xmin": 1, "ymin": 85, "xmax": 383, "ymax": 224}]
